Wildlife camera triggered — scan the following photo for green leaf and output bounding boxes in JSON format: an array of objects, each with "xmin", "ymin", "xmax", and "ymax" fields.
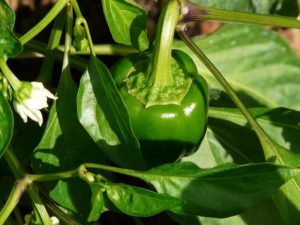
[
  {"xmin": 208, "ymin": 107, "xmax": 300, "ymax": 153},
  {"xmin": 276, "ymin": 0, "xmax": 299, "ymax": 16},
  {"xmin": 77, "ymin": 56, "xmax": 145, "ymax": 169},
  {"xmin": 106, "ymin": 182, "xmax": 183, "ymax": 217},
  {"xmin": 190, "ymin": 0, "xmax": 253, "ymax": 12},
  {"xmin": 207, "ymin": 107, "xmax": 300, "ymax": 167},
  {"xmin": 0, "ymin": 91, "xmax": 13, "ymax": 158},
  {"xmin": 133, "ymin": 162, "xmax": 299, "ymax": 217},
  {"xmin": 0, "ymin": 0, "xmax": 15, "ymax": 30},
  {"xmin": 32, "ymin": 66, "xmax": 108, "ymax": 216},
  {"xmin": 190, "ymin": 130, "xmax": 235, "ymax": 165},
  {"xmin": 10, "ymin": 116, "xmax": 43, "ymax": 171},
  {"xmin": 0, "ymin": 1, "xmax": 22, "ymax": 57},
  {"xmin": 174, "ymin": 24, "xmax": 300, "ymax": 110},
  {"xmin": 190, "ymin": 0, "xmax": 298, "ymax": 15},
  {"xmin": 24, "ymin": 212, "xmax": 42, "ymax": 225},
  {"xmin": 0, "ymin": 28, "xmax": 22, "ymax": 58},
  {"xmin": 252, "ymin": 0, "xmax": 298, "ymax": 16},
  {"xmin": 180, "ymin": 132, "xmax": 284, "ymax": 224},
  {"xmin": 87, "ymin": 184, "xmax": 107, "ymax": 222},
  {"xmin": 207, "ymin": 107, "xmax": 300, "ymax": 224},
  {"xmin": 171, "ymin": 198, "xmax": 285, "ymax": 225},
  {"xmin": 101, "ymin": 0, "xmax": 149, "ymax": 51}
]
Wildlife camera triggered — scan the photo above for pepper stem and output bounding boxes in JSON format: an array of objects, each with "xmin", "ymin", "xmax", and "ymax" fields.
[
  {"xmin": 147, "ymin": 0, "xmax": 180, "ymax": 88},
  {"xmin": 125, "ymin": 0, "xmax": 192, "ymax": 107},
  {"xmin": 0, "ymin": 58, "xmax": 22, "ymax": 91}
]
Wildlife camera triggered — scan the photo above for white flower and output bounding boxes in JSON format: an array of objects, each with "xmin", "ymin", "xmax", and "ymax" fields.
[
  {"xmin": 13, "ymin": 81, "xmax": 57, "ymax": 126},
  {"xmin": 50, "ymin": 216, "xmax": 60, "ymax": 225}
]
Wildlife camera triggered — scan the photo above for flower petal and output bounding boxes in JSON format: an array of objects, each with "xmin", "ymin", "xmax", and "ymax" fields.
[
  {"xmin": 24, "ymin": 96, "xmax": 48, "ymax": 110},
  {"xmin": 13, "ymin": 81, "xmax": 57, "ymax": 126},
  {"xmin": 13, "ymin": 101, "xmax": 28, "ymax": 123},
  {"xmin": 23, "ymin": 106, "xmax": 43, "ymax": 126},
  {"xmin": 31, "ymin": 82, "xmax": 57, "ymax": 99}
]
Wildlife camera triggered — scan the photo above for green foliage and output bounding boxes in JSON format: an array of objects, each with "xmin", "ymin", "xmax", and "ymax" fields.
[
  {"xmin": 105, "ymin": 182, "xmax": 183, "ymax": 217},
  {"xmin": 0, "ymin": 0, "xmax": 15, "ymax": 30},
  {"xmin": 170, "ymin": 199, "xmax": 285, "ymax": 225},
  {"xmin": 87, "ymin": 183, "xmax": 107, "ymax": 222},
  {"xmin": 0, "ymin": 92, "xmax": 13, "ymax": 158},
  {"xmin": 77, "ymin": 56, "xmax": 144, "ymax": 169},
  {"xmin": 205, "ymin": 107, "xmax": 300, "ymax": 223},
  {"xmin": 174, "ymin": 24, "xmax": 300, "ymax": 110},
  {"xmin": 208, "ymin": 107, "xmax": 300, "ymax": 152},
  {"xmin": 101, "ymin": 0, "xmax": 149, "ymax": 51},
  {"xmin": 132, "ymin": 162, "xmax": 299, "ymax": 217},
  {"xmin": 191, "ymin": 0, "xmax": 298, "ymax": 15},
  {"xmin": 190, "ymin": 0, "xmax": 253, "ymax": 12},
  {"xmin": 32, "ymin": 65, "xmax": 108, "ymax": 216},
  {"xmin": 0, "ymin": 0, "xmax": 22, "ymax": 57},
  {"xmin": 1, "ymin": 0, "xmax": 300, "ymax": 224}
]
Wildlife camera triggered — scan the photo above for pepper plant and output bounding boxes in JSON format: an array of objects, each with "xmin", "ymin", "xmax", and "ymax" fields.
[{"xmin": 1, "ymin": 0, "xmax": 300, "ymax": 224}]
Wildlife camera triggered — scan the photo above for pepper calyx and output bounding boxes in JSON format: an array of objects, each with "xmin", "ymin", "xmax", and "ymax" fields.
[{"xmin": 124, "ymin": 57, "xmax": 192, "ymax": 107}]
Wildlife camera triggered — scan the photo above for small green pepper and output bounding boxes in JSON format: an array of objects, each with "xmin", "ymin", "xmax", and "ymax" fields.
[{"xmin": 111, "ymin": 0, "xmax": 208, "ymax": 168}]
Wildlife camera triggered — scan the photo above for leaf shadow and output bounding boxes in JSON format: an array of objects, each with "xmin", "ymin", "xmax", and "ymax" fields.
[
  {"xmin": 32, "ymin": 134, "xmax": 107, "ymax": 218},
  {"xmin": 170, "ymin": 198, "xmax": 285, "ymax": 225},
  {"xmin": 208, "ymin": 119, "xmax": 265, "ymax": 164},
  {"xmin": 258, "ymin": 107, "xmax": 300, "ymax": 154},
  {"xmin": 179, "ymin": 166, "xmax": 298, "ymax": 222},
  {"xmin": 129, "ymin": 14, "xmax": 148, "ymax": 51},
  {"xmin": 32, "ymin": 66, "xmax": 110, "ymax": 217}
]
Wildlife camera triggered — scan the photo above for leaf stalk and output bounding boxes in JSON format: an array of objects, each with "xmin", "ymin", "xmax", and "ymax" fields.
[
  {"xmin": 183, "ymin": 1, "xmax": 300, "ymax": 28},
  {"xmin": 19, "ymin": 0, "xmax": 68, "ymax": 45}
]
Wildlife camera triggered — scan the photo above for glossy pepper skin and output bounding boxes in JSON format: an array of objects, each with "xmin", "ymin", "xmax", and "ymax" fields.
[{"xmin": 112, "ymin": 49, "xmax": 208, "ymax": 168}]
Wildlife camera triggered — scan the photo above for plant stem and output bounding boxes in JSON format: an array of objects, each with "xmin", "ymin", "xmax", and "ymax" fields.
[
  {"xmin": 27, "ymin": 185, "xmax": 52, "ymax": 225},
  {"xmin": 62, "ymin": 3, "xmax": 73, "ymax": 70},
  {"xmin": 4, "ymin": 148, "xmax": 52, "ymax": 225},
  {"xmin": 0, "ymin": 182, "xmax": 27, "ymax": 225},
  {"xmin": 3, "ymin": 148, "xmax": 25, "ymax": 178},
  {"xmin": 20, "ymin": 0, "xmax": 68, "ymax": 45},
  {"xmin": 67, "ymin": 44, "xmax": 137, "ymax": 56},
  {"xmin": 69, "ymin": 0, "xmax": 83, "ymax": 18},
  {"xmin": 25, "ymin": 40, "xmax": 87, "ymax": 71},
  {"xmin": 84, "ymin": 163, "xmax": 140, "ymax": 177},
  {"xmin": 13, "ymin": 207, "xmax": 23, "ymax": 225},
  {"xmin": 29, "ymin": 169, "xmax": 78, "ymax": 182},
  {"xmin": 176, "ymin": 25, "xmax": 280, "ymax": 161},
  {"xmin": 23, "ymin": 43, "xmax": 136, "ymax": 57},
  {"xmin": 183, "ymin": 1, "xmax": 300, "ymax": 28},
  {"xmin": 147, "ymin": 0, "xmax": 180, "ymax": 87},
  {"xmin": 0, "ymin": 58, "xmax": 22, "ymax": 91},
  {"xmin": 37, "ymin": 9, "xmax": 66, "ymax": 84},
  {"xmin": 41, "ymin": 195, "xmax": 82, "ymax": 225}
]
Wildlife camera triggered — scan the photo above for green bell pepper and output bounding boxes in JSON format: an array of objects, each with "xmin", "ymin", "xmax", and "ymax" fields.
[{"xmin": 111, "ymin": 0, "xmax": 208, "ymax": 168}]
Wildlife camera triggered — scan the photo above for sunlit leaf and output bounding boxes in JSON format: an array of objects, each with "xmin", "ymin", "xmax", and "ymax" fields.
[
  {"xmin": 190, "ymin": 0, "xmax": 298, "ymax": 15},
  {"xmin": 0, "ymin": 0, "xmax": 15, "ymax": 30},
  {"xmin": 87, "ymin": 184, "xmax": 107, "ymax": 222},
  {"xmin": 77, "ymin": 56, "xmax": 145, "ymax": 169},
  {"xmin": 106, "ymin": 182, "xmax": 183, "ymax": 217},
  {"xmin": 0, "ymin": 0, "xmax": 22, "ymax": 57},
  {"xmin": 133, "ymin": 162, "xmax": 299, "ymax": 217},
  {"xmin": 174, "ymin": 24, "xmax": 300, "ymax": 110},
  {"xmin": 101, "ymin": 0, "xmax": 149, "ymax": 51},
  {"xmin": 207, "ymin": 107, "xmax": 300, "ymax": 224}
]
